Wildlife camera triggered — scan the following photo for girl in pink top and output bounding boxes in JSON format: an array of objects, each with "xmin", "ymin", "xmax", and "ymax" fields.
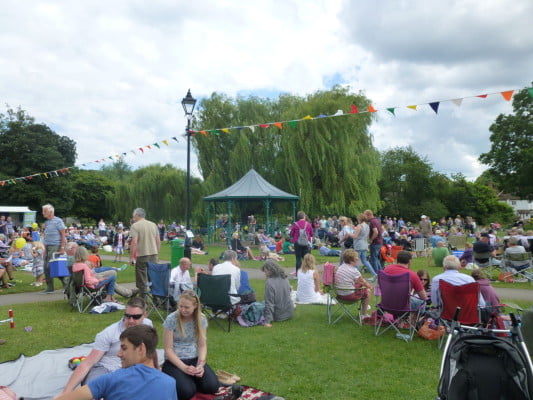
[{"xmin": 72, "ymin": 246, "xmax": 118, "ymax": 303}]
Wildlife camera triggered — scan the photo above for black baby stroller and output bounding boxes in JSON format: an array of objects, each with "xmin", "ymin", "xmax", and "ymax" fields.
[{"xmin": 437, "ymin": 308, "xmax": 533, "ymax": 400}]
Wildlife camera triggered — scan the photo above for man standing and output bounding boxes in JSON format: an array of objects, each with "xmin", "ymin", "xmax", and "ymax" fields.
[
  {"xmin": 419, "ymin": 215, "xmax": 432, "ymax": 238},
  {"xmin": 364, "ymin": 209, "xmax": 383, "ymax": 274},
  {"xmin": 42, "ymin": 204, "xmax": 67, "ymax": 294},
  {"xmin": 56, "ymin": 324, "xmax": 175, "ymax": 400},
  {"xmin": 58, "ymin": 298, "xmax": 153, "ymax": 396},
  {"xmin": 212, "ymin": 250, "xmax": 241, "ymax": 305},
  {"xmin": 431, "ymin": 255, "xmax": 485, "ymax": 308},
  {"xmin": 129, "ymin": 208, "xmax": 160, "ymax": 298}
]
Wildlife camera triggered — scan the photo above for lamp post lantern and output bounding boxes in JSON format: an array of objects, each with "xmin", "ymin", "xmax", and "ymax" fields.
[{"xmin": 181, "ymin": 89, "xmax": 197, "ymax": 259}]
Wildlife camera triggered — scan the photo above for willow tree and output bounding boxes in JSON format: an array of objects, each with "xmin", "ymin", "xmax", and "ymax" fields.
[{"xmin": 193, "ymin": 86, "xmax": 381, "ymax": 217}]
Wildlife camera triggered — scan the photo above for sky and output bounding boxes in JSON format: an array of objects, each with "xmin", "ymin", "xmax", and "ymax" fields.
[{"xmin": 1, "ymin": 0, "xmax": 531, "ymax": 181}]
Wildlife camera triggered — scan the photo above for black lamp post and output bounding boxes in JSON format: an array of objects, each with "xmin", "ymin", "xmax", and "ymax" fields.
[{"xmin": 181, "ymin": 89, "xmax": 197, "ymax": 259}]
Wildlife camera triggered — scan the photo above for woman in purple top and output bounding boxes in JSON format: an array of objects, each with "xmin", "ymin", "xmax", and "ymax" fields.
[
  {"xmin": 289, "ymin": 211, "xmax": 313, "ymax": 275},
  {"xmin": 471, "ymin": 269, "xmax": 501, "ymax": 313}
]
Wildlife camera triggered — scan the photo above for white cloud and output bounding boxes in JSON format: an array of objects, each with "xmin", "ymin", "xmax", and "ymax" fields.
[{"xmin": 0, "ymin": 0, "xmax": 530, "ymax": 182}]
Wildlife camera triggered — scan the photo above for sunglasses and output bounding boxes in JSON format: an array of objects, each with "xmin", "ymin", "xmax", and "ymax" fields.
[
  {"xmin": 420, "ymin": 278, "xmax": 429, "ymax": 281},
  {"xmin": 124, "ymin": 313, "xmax": 143, "ymax": 320}
]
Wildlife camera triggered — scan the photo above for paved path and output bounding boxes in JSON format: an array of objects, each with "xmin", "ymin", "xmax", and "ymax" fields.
[{"xmin": 1, "ymin": 257, "xmax": 531, "ymax": 307}]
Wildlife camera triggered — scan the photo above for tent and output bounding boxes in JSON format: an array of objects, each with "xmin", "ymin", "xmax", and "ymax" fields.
[{"xmin": 204, "ymin": 169, "xmax": 299, "ymax": 239}]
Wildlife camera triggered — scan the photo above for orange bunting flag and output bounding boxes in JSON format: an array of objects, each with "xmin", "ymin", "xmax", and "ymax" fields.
[
  {"xmin": 350, "ymin": 105, "xmax": 359, "ymax": 114},
  {"xmin": 162, "ymin": 140, "xmax": 168, "ymax": 146},
  {"xmin": 221, "ymin": 128, "xmax": 230, "ymax": 133},
  {"xmin": 500, "ymin": 90, "xmax": 514, "ymax": 101},
  {"xmin": 407, "ymin": 105, "xmax": 418, "ymax": 111},
  {"xmin": 147, "ymin": 145, "xmax": 152, "ymax": 150},
  {"xmin": 273, "ymin": 122, "xmax": 283, "ymax": 129},
  {"xmin": 200, "ymin": 131, "xmax": 207, "ymax": 136},
  {"xmin": 477, "ymin": 94, "xmax": 488, "ymax": 98},
  {"xmin": 367, "ymin": 105, "xmax": 377, "ymax": 113},
  {"xmin": 302, "ymin": 115, "xmax": 313, "ymax": 120}
]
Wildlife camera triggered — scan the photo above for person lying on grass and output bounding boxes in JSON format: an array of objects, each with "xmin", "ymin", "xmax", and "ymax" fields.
[
  {"xmin": 55, "ymin": 325, "xmax": 176, "ymax": 400},
  {"xmin": 56, "ymin": 298, "xmax": 153, "ymax": 397}
]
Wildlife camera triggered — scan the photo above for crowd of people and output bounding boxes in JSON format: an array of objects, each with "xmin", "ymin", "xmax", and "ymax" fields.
[{"xmin": 0, "ymin": 205, "xmax": 531, "ymax": 398}]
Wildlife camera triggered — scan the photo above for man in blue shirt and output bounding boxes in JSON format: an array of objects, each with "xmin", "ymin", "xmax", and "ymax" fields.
[
  {"xmin": 41, "ymin": 204, "xmax": 67, "ymax": 294},
  {"xmin": 55, "ymin": 325, "xmax": 176, "ymax": 400}
]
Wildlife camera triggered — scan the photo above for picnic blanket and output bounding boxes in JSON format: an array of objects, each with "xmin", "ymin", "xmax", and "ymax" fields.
[{"xmin": 0, "ymin": 344, "xmax": 164, "ymax": 400}]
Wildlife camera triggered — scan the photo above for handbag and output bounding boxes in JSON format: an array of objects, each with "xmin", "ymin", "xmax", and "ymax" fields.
[{"xmin": 417, "ymin": 320, "xmax": 445, "ymax": 340}]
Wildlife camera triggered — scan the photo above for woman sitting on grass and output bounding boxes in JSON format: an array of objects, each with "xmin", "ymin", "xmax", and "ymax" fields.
[
  {"xmin": 162, "ymin": 290, "xmax": 219, "ymax": 400},
  {"xmin": 335, "ymin": 249, "xmax": 373, "ymax": 319},
  {"xmin": 296, "ymin": 254, "xmax": 326, "ymax": 304},
  {"xmin": 261, "ymin": 260, "xmax": 294, "ymax": 327},
  {"xmin": 71, "ymin": 246, "xmax": 120, "ymax": 303}
]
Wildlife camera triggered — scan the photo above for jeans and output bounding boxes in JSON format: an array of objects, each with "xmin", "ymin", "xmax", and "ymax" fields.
[
  {"xmin": 294, "ymin": 243, "xmax": 310, "ymax": 273},
  {"xmin": 357, "ymin": 249, "xmax": 376, "ymax": 276},
  {"xmin": 96, "ymin": 275, "xmax": 116, "ymax": 295},
  {"xmin": 369, "ymin": 243, "xmax": 382, "ymax": 273}
]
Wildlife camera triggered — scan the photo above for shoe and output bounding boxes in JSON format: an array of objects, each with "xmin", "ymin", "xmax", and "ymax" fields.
[
  {"xmin": 35, "ymin": 282, "xmax": 43, "ymax": 286},
  {"xmin": 39, "ymin": 290, "xmax": 55, "ymax": 294},
  {"xmin": 361, "ymin": 314, "xmax": 371, "ymax": 320},
  {"xmin": 29, "ymin": 282, "xmax": 36, "ymax": 286},
  {"xmin": 119, "ymin": 264, "xmax": 128, "ymax": 271}
]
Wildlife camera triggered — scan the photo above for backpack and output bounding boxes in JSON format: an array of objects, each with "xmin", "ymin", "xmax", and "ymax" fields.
[
  {"xmin": 344, "ymin": 236, "xmax": 353, "ymax": 248},
  {"xmin": 322, "ymin": 262, "xmax": 335, "ymax": 286},
  {"xmin": 296, "ymin": 223, "xmax": 309, "ymax": 246}
]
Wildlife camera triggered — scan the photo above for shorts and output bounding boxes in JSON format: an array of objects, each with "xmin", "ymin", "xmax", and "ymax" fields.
[
  {"xmin": 337, "ymin": 283, "xmax": 370, "ymax": 301},
  {"xmin": 115, "ymin": 246, "xmax": 124, "ymax": 255}
]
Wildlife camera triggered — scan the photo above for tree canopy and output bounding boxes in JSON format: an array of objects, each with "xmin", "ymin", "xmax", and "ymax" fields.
[
  {"xmin": 193, "ymin": 86, "xmax": 381, "ymax": 216},
  {"xmin": 479, "ymin": 85, "xmax": 533, "ymax": 199}
]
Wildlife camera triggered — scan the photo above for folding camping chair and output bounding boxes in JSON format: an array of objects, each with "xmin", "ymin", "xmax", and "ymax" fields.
[
  {"xmin": 502, "ymin": 252, "xmax": 533, "ymax": 283},
  {"xmin": 321, "ymin": 262, "xmax": 362, "ymax": 326},
  {"xmin": 71, "ymin": 270, "xmax": 105, "ymax": 313},
  {"xmin": 375, "ymin": 271, "xmax": 425, "ymax": 342},
  {"xmin": 436, "ymin": 280, "xmax": 482, "ymax": 348},
  {"xmin": 197, "ymin": 273, "xmax": 236, "ymax": 332},
  {"xmin": 146, "ymin": 262, "xmax": 173, "ymax": 322}
]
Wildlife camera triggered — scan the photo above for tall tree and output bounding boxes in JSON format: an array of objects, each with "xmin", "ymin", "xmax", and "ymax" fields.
[
  {"xmin": 100, "ymin": 159, "xmax": 133, "ymax": 182},
  {"xmin": 0, "ymin": 107, "xmax": 77, "ymax": 216},
  {"xmin": 193, "ymin": 87, "xmax": 381, "ymax": 217},
  {"xmin": 70, "ymin": 170, "xmax": 114, "ymax": 222},
  {"xmin": 479, "ymin": 85, "xmax": 533, "ymax": 198}
]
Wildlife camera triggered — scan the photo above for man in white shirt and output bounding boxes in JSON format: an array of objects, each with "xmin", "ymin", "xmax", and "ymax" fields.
[
  {"xmin": 431, "ymin": 255, "xmax": 485, "ymax": 308},
  {"xmin": 212, "ymin": 250, "xmax": 241, "ymax": 304},
  {"xmin": 169, "ymin": 257, "xmax": 193, "ymax": 300},
  {"xmin": 57, "ymin": 298, "xmax": 153, "ymax": 397}
]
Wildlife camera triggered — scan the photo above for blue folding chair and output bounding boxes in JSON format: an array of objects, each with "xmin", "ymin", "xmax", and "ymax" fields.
[{"xmin": 146, "ymin": 262, "xmax": 174, "ymax": 322}]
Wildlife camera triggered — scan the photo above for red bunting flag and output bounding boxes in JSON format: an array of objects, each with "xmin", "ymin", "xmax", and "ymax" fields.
[
  {"xmin": 259, "ymin": 124, "xmax": 270, "ymax": 128},
  {"xmin": 477, "ymin": 94, "xmax": 488, "ymax": 98},
  {"xmin": 350, "ymin": 105, "xmax": 359, "ymax": 114},
  {"xmin": 139, "ymin": 148, "xmax": 144, "ymax": 153}
]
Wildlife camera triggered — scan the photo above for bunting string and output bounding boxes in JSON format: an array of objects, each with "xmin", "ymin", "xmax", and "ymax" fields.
[{"xmin": 1, "ymin": 87, "xmax": 530, "ymax": 188}]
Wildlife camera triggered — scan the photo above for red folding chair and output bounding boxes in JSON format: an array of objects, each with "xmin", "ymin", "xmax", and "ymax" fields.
[{"xmin": 437, "ymin": 280, "xmax": 481, "ymax": 348}]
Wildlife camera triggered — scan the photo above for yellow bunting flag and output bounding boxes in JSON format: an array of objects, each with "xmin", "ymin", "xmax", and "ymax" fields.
[
  {"xmin": 162, "ymin": 140, "xmax": 168, "ymax": 146},
  {"xmin": 302, "ymin": 115, "xmax": 313, "ymax": 120},
  {"xmin": 221, "ymin": 128, "xmax": 230, "ymax": 133},
  {"xmin": 407, "ymin": 105, "xmax": 418, "ymax": 111}
]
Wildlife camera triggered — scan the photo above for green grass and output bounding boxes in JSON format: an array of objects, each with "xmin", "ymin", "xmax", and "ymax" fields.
[{"xmin": 1, "ymin": 248, "xmax": 531, "ymax": 399}]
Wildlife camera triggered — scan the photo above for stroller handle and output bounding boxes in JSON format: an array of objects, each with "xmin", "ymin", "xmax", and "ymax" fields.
[{"xmin": 453, "ymin": 307, "xmax": 461, "ymax": 322}]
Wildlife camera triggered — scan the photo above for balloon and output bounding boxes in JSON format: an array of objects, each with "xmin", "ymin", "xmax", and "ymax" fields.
[
  {"xmin": 15, "ymin": 237, "xmax": 26, "ymax": 249},
  {"xmin": 32, "ymin": 222, "xmax": 38, "ymax": 229}
]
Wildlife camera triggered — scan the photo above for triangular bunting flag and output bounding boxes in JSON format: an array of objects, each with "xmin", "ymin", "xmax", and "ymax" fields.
[
  {"xmin": 108, "ymin": 156, "xmax": 113, "ymax": 160},
  {"xmin": 528, "ymin": 88, "xmax": 533, "ymax": 98},
  {"xmin": 316, "ymin": 114, "xmax": 327, "ymax": 118},
  {"xmin": 477, "ymin": 94, "xmax": 488, "ymax": 98},
  {"xmin": 0, "ymin": 181, "xmax": 4, "ymax": 186},
  {"xmin": 273, "ymin": 122, "xmax": 283, "ymax": 129},
  {"xmin": 500, "ymin": 90, "xmax": 514, "ymax": 101},
  {"xmin": 139, "ymin": 148, "xmax": 144, "ymax": 153},
  {"xmin": 146, "ymin": 145, "xmax": 152, "ymax": 150},
  {"xmin": 221, "ymin": 129, "xmax": 230, "ymax": 133},
  {"xmin": 248, "ymin": 126, "xmax": 255, "ymax": 132},
  {"xmin": 210, "ymin": 129, "xmax": 219, "ymax": 135},
  {"xmin": 452, "ymin": 98, "xmax": 463, "ymax": 107},
  {"xmin": 288, "ymin": 121, "xmax": 297, "ymax": 128},
  {"xmin": 387, "ymin": 108, "xmax": 396, "ymax": 115},
  {"xmin": 44, "ymin": 173, "xmax": 48, "ymax": 178},
  {"xmin": 153, "ymin": 143, "xmax": 160, "ymax": 148},
  {"xmin": 172, "ymin": 137, "xmax": 178, "ymax": 142},
  {"xmin": 367, "ymin": 105, "xmax": 377, "ymax": 112},
  {"xmin": 350, "ymin": 105, "xmax": 358, "ymax": 114},
  {"xmin": 429, "ymin": 102, "xmax": 440, "ymax": 114},
  {"xmin": 407, "ymin": 105, "xmax": 418, "ymax": 111},
  {"xmin": 259, "ymin": 124, "xmax": 270, "ymax": 128},
  {"xmin": 200, "ymin": 131, "xmax": 207, "ymax": 136},
  {"xmin": 162, "ymin": 140, "xmax": 168, "ymax": 146},
  {"xmin": 334, "ymin": 109, "xmax": 343, "ymax": 116},
  {"xmin": 302, "ymin": 115, "xmax": 313, "ymax": 120}
]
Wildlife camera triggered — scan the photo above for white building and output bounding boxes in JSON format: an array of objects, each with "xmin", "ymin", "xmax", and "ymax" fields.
[{"xmin": 499, "ymin": 194, "xmax": 533, "ymax": 221}]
